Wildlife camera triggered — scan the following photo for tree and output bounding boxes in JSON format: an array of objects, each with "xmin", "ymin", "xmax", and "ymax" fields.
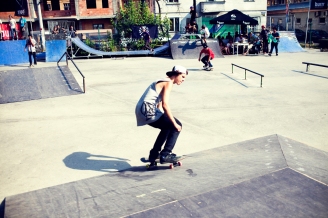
[{"xmin": 113, "ymin": 1, "xmax": 170, "ymax": 39}]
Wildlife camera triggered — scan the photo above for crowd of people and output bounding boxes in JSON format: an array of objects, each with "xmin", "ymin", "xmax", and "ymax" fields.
[
  {"xmin": 218, "ymin": 25, "xmax": 280, "ymax": 56},
  {"xmin": 52, "ymin": 25, "xmax": 77, "ymax": 37},
  {"xmin": 0, "ymin": 15, "xmax": 27, "ymax": 41}
]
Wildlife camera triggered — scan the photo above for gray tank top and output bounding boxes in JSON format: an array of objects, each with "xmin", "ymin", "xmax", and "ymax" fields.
[{"xmin": 135, "ymin": 78, "xmax": 170, "ymax": 126}]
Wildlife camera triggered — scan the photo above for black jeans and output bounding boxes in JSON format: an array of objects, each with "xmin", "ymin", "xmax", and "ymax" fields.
[
  {"xmin": 262, "ymin": 40, "xmax": 268, "ymax": 53},
  {"xmin": 201, "ymin": 55, "xmax": 213, "ymax": 67},
  {"xmin": 28, "ymin": 52, "xmax": 37, "ymax": 65},
  {"xmin": 148, "ymin": 114, "xmax": 182, "ymax": 161},
  {"xmin": 270, "ymin": 42, "xmax": 278, "ymax": 54}
]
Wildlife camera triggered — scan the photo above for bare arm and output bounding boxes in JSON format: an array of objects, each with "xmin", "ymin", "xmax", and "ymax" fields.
[{"xmin": 161, "ymin": 81, "xmax": 181, "ymax": 131}]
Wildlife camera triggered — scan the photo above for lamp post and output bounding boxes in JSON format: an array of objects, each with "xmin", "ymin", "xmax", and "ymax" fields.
[{"xmin": 36, "ymin": 0, "xmax": 45, "ymax": 51}]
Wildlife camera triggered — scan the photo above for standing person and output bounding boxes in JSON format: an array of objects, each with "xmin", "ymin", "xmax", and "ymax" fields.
[
  {"xmin": 8, "ymin": 15, "xmax": 17, "ymax": 40},
  {"xmin": 198, "ymin": 44, "xmax": 215, "ymax": 70},
  {"xmin": 19, "ymin": 16, "xmax": 27, "ymax": 39},
  {"xmin": 0, "ymin": 19, "xmax": 3, "ymax": 41},
  {"xmin": 25, "ymin": 34, "xmax": 37, "ymax": 67},
  {"xmin": 141, "ymin": 27, "xmax": 153, "ymax": 52},
  {"xmin": 226, "ymin": 32, "xmax": 233, "ymax": 41},
  {"xmin": 189, "ymin": 6, "xmax": 197, "ymax": 25},
  {"xmin": 260, "ymin": 25, "xmax": 269, "ymax": 55},
  {"xmin": 135, "ymin": 65, "xmax": 188, "ymax": 169},
  {"xmin": 68, "ymin": 25, "xmax": 77, "ymax": 37},
  {"xmin": 200, "ymin": 25, "xmax": 210, "ymax": 44},
  {"xmin": 268, "ymin": 27, "xmax": 280, "ymax": 56}
]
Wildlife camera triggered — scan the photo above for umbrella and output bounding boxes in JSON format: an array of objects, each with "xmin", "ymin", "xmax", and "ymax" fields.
[{"xmin": 210, "ymin": 9, "xmax": 258, "ymax": 25}]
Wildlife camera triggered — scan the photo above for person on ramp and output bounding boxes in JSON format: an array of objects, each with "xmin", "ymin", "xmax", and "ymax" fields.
[
  {"xmin": 199, "ymin": 44, "xmax": 214, "ymax": 70},
  {"xmin": 135, "ymin": 65, "xmax": 188, "ymax": 168}
]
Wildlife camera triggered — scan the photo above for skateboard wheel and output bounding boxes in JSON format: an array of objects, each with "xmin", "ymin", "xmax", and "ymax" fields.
[
  {"xmin": 177, "ymin": 161, "xmax": 182, "ymax": 166},
  {"xmin": 146, "ymin": 164, "xmax": 150, "ymax": 168},
  {"xmin": 169, "ymin": 164, "xmax": 174, "ymax": 169}
]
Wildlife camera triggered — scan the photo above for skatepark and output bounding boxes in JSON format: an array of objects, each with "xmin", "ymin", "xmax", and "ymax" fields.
[{"xmin": 0, "ymin": 39, "xmax": 328, "ymax": 216}]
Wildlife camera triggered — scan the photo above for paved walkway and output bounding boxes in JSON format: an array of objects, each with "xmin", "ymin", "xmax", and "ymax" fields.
[{"xmin": 0, "ymin": 49, "xmax": 327, "ymax": 202}]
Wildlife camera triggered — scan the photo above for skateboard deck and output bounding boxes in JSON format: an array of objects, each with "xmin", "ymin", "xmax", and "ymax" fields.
[
  {"xmin": 140, "ymin": 155, "xmax": 185, "ymax": 169},
  {"xmin": 202, "ymin": 68, "xmax": 213, "ymax": 71}
]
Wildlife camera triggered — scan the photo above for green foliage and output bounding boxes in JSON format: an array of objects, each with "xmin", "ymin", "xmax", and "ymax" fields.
[{"xmin": 112, "ymin": 1, "xmax": 170, "ymax": 40}]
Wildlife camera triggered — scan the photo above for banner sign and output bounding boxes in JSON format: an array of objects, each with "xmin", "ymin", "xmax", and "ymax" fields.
[
  {"xmin": 15, "ymin": 0, "xmax": 29, "ymax": 16},
  {"xmin": 131, "ymin": 25, "xmax": 159, "ymax": 39},
  {"xmin": 310, "ymin": 0, "xmax": 328, "ymax": 10},
  {"xmin": 0, "ymin": 23, "xmax": 22, "ymax": 40}
]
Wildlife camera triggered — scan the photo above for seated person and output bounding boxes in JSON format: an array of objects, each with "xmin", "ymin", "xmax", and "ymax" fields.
[
  {"xmin": 234, "ymin": 34, "xmax": 242, "ymax": 43},
  {"xmin": 226, "ymin": 39, "xmax": 233, "ymax": 54},
  {"xmin": 219, "ymin": 41, "xmax": 230, "ymax": 55}
]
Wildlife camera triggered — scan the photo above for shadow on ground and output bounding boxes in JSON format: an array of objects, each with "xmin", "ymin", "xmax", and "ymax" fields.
[{"xmin": 63, "ymin": 152, "xmax": 131, "ymax": 172}]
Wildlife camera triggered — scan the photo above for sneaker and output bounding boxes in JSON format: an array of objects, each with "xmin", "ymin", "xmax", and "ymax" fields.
[
  {"xmin": 203, "ymin": 65, "xmax": 208, "ymax": 69},
  {"xmin": 268, "ymin": 53, "xmax": 272, "ymax": 56},
  {"xmin": 147, "ymin": 161, "xmax": 158, "ymax": 170},
  {"xmin": 29, "ymin": 65, "xmax": 34, "ymax": 67},
  {"xmin": 276, "ymin": 54, "xmax": 278, "ymax": 56},
  {"xmin": 160, "ymin": 153, "xmax": 179, "ymax": 164}
]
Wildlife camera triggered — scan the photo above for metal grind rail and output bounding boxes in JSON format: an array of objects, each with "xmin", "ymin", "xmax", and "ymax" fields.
[
  {"xmin": 58, "ymin": 52, "xmax": 86, "ymax": 93},
  {"xmin": 231, "ymin": 63, "xmax": 264, "ymax": 87}
]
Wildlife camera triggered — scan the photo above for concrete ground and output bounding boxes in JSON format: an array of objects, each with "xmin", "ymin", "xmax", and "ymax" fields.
[{"xmin": 0, "ymin": 49, "xmax": 327, "ymax": 202}]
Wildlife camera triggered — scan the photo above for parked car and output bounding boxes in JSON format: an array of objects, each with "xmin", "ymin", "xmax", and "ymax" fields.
[
  {"xmin": 295, "ymin": 29, "xmax": 306, "ymax": 41},
  {"xmin": 307, "ymin": 30, "xmax": 328, "ymax": 43}
]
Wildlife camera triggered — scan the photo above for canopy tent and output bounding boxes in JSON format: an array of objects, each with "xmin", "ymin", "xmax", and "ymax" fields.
[{"xmin": 209, "ymin": 9, "xmax": 258, "ymax": 26}]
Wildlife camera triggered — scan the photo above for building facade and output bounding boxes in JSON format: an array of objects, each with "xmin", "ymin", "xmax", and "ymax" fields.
[
  {"xmin": 267, "ymin": 0, "xmax": 328, "ymax": 32},
  {"xmin": 0, "ymin": 0, "xmax": 156, "ymax": 36}
]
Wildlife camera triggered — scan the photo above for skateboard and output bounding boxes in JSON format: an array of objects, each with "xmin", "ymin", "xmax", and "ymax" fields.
[
  {"xmin": 140, "ymin": 155, "xmax": 185, "ymax": 170},
  {"xmin": 202, "ymin": 67, "xmax": 213, "ymax": 71}
]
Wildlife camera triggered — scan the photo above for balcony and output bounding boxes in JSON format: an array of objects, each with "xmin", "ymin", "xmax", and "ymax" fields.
[{"xmin": 200, "ymin": 0, "xmax": 225, "ymax": 13}]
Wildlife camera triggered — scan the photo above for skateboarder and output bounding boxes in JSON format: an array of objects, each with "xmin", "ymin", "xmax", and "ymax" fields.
[
  {"xmin": 198, "ymin": 44, "xmax": 214, "ymax": 70},
  {"xmin": 135, "ymin": 65, "xmax": 188, "ymax": 167}
]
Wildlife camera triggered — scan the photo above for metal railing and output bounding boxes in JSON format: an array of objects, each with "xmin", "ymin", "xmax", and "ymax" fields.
[
  {"xmin": 231, "ymin": 63, "xmax": 264, "ymax": 87},
  {"xmin": 57, "ymin": 52, "xmax": 86, "ymax": 93}
]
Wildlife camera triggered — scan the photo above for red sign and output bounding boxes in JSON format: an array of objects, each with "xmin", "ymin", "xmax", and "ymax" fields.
[{"xmin": 0, "ymin": 23, "xmax": 23, "ymax": 40}]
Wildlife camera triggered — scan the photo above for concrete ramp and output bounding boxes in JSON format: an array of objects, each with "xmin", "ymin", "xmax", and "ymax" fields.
[
  {"xmin": 0, "ymin": 66, "xmax": 83, "ymax": 104},
  {"xmin": 2, "ymin": 135, "xmax": 327, "ymax": 217},
  {"xmin": 71, "ymin": 37, "xmax": 151, "ymax": 57},
  {"xmin": 278, "ymin": 31, "xmax": 305, "ymax": 53},
  {"xmin": 170, "ymin": 33, "xmax": 224, "ymax": 59}
]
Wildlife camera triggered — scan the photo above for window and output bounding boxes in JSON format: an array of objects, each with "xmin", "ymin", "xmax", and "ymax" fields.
[
  {"xmin": 87, "ymin": 0, "xmax": 96, "ymax": 9},
  {"xmin": 51, "ymin": 0, "xmax": 60, "ymax": 10},
  {"xmin": 319, "ymin": 17, "xmax": 325, "ymax": 24},
  {"xmin": 102, "ymin": 0, "xmax": 109, "ymax": 8},
  {"xmin": 296, "ymin": 18, "xmax": 301, "ymax": 24},
  {"xmin": 169, "ymin": 18, "xmax": 179, "ymax": 32},
  {"xmin": 47, "ymin": 4, "xmax": 52, "ymax": 11},
  {"xmin": 308, "ymin": 18, "xmax": 312, "ymax": 23},
  {"xmin": 93, "ymin": 24, "xmax": 104, "ymax": 29},
  {"xmin": 64, "ymin": 3, "xmax": 70, "ymax": 10}
]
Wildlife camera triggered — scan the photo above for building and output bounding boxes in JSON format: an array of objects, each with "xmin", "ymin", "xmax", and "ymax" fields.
[
  {"xmin": 0, "ymin": 0, "xmax": 154, "ymax": 39},
  {"xmin": 267, "ymin": 0, "xmax": 328, "ymax": 32}
]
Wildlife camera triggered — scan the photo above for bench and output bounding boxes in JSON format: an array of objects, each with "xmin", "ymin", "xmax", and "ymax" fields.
[
  {"xmin": 231, "ymin": 64, "xmax": 264, "ymax": 87},
  {"xmin": 302, "ymin": 62, "xmax": 328, "ymax": 72}
]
